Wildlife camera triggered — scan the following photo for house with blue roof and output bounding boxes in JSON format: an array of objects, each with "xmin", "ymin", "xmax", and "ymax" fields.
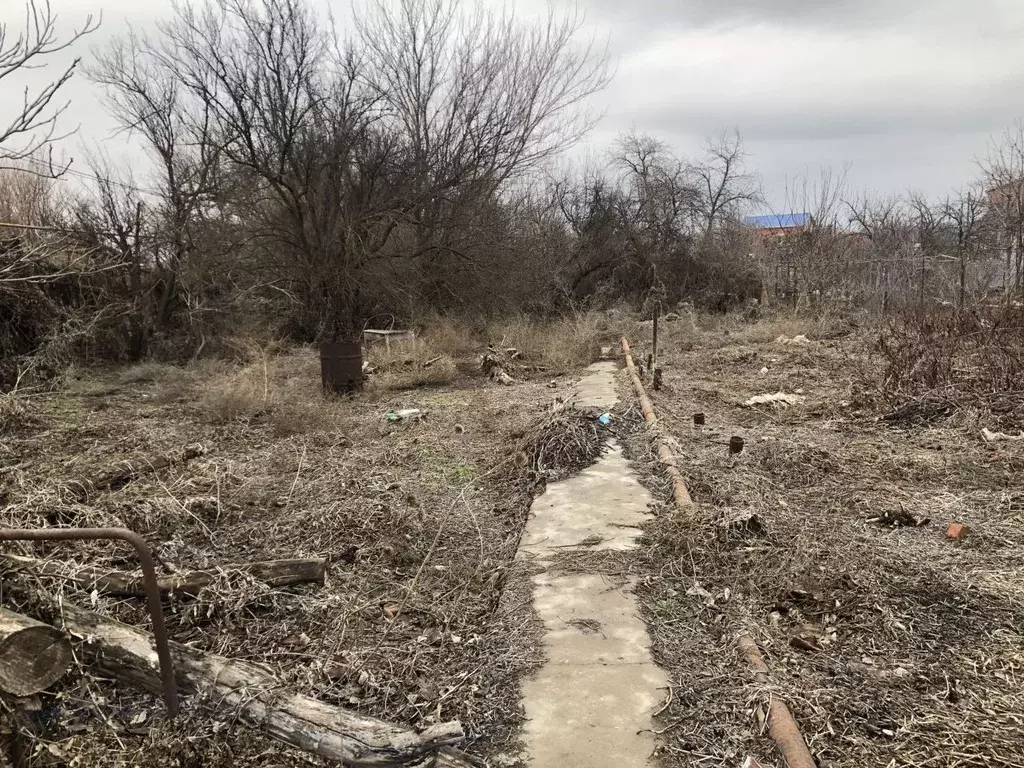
[{"xmin": 742, "ymin": 212, "xmax": 814, "ymax": 242}]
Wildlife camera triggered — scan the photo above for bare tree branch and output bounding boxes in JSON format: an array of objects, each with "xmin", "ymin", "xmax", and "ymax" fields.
[{"xmin": 0, "ymin": 1, "xmax": 99, "ymax": 172}]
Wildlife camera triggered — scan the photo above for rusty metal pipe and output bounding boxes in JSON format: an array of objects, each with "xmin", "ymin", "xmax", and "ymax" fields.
[
  {"xmin": 738, "ymin": 633, "xmax": 816, "ymax": 768},
  {"xmin": 621, "ymin": 337, "xmax": 815, "ymax": 768},
  {"xmin": 0, "ymin": 527, "xmax": 178, "ymax": 716},
  {"xmin": 621, "ymin": 337, "xmax": 693, "ymax": 506}
]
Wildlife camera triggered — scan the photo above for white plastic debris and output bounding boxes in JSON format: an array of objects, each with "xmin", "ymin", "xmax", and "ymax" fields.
[
  {"xmin": 743, "ymin": 392, "xmax": 806, "ymax": 408},
  {"xmin": 385, "ymin": 408, "xmax": 424, "ymax": 422},
  {"xmin": 981, "ymin": 427, "xmax": 1024, "ymax": 443},
  {"xmin": 686, "ymin": 582, "xmax": 716, "ymax": 607},
  {"xmin": 759, "ymin": 366, "xmax": 769, "ymax": 375},
  {"xmin": 775, "ymin": 334, "xmax": 812, "ymax": 345}
]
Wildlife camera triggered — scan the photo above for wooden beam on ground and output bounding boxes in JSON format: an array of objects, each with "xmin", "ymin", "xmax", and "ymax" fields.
[{"xmin": 17, "ymin": 592, "xmax": 464, "ymax": 766}]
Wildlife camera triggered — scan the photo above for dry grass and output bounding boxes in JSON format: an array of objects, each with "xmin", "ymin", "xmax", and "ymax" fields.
[
  {"xmin": 365, "ymin": 311, "xmax": 611, "ymax": 388},
  {"xmin": 115, "ymin": 349, "xmax": 354, "ymax": 438},
  {"xmin": 487, "ymin": 312, "xmax": 606, "ymax": 373},
  {"xmin": 365, "ymin": 337, "xmax": 459, "ymax": 390},
  {"xmin": 0, "ymin": 341, "xmax": 561, "ymax": 766},
  {"xmin": 0, "ymin": 392, "xmax": 40, "ymax": 436},
  {"xmin": 657, "ymin": 308, "xmax": 860, "ymax": 350},
  {"xmin": 0, "ymin": 314, "xmax": 621, "ymax": 764},
  {"xmin": 620, "ymin": 313, "xmax": 1024, "ymax": 768},
  {"xmin": 417, "ymin": 314, "xmax": 479, "ymax": 357},
  {"xmin": 200, "ymin": 352, "xmax": 352, "ymax": 437}
]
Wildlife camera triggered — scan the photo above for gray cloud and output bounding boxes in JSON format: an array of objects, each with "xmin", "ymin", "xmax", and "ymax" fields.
[
  {"xmin": 580, "ymin": 0, "xmax": 1023, "ymax": 35},
  {"xmin": 2, "ymin": 0, "xmax": 1021, "ymax": 210},
  {"xmin": 573, "ymin": 0, "xmax": 1024, "ymax": 205}
]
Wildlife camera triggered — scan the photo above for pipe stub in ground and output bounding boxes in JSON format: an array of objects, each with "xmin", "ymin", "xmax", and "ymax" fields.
[
  {"xmin": 729, "ymin": 436, "xmax": 745, "ymax": 455},
  {"xmin": 693, "ymin": 412, "xmax": 705, "ymax": 426}
]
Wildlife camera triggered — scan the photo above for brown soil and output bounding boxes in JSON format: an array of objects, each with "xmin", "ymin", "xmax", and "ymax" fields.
[{"xmin": 620, "ymin": 314, "xmax": 1024, "ymax": 768}]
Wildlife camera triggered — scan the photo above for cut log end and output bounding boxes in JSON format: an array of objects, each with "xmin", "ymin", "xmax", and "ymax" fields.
[{"xmin": 0, "ymin": 609, "xmax": 74, "ymax": 696}]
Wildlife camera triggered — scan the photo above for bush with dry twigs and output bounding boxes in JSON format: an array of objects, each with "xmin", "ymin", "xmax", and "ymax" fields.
[{"xmin": 873, "ymin": 303, "xmax": 1024, "ymax": 426}]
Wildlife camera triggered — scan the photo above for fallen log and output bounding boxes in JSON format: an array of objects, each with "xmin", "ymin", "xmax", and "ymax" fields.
[
  {"xmin": 70, "ymin": 443, "xmax": 206, "ymax": 498},
  {"xmin": 0, "ymin": 608, "xmax": 73, "ymax": 696},
  {"xmin": 2, "ymin": 555, "xmax": 326, "ymax": 597},
  {"xmin": 20, "ymin": 593, "xmax": 464, "ymax": 765}
]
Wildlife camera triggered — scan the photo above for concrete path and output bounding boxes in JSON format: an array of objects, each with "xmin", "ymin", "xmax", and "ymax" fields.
[{"xmin": 517, "ymin": 361, "xmax": 666, "ymax": 767}]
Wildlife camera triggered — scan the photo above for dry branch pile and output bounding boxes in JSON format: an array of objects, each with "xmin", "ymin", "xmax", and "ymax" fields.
[{"xmin": 515, "ymin": 407, "xmax": 608, "ymax": 481}]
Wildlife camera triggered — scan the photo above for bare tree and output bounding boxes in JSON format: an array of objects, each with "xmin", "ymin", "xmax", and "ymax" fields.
[
  {"xmin": 845, "ymin": 194, "xmax": 922, "ymax": 311},
  {"xmin": 356, "ymin": 0, "xmax": 610, "ymax": 301},
  {"xmin": 0, "ymin": 1, "xmax": 98, "ymax": 171},
  {"xmin": 67, "ymin": 153, "xmax": 147, "ymax": 355},
  {"xmin": 148, "ymin": 0, "xmax": 611, "ymax": 336},
  {"xmin": 155, "ymin": 0, "xmax": 397, "ymax": 339},
  {"xmin": 87, "ymin": 27, "xmax": 223, "ymax": 330},
  {"xmin": 942, "ymin": 189, "xmax": 986, "ymax": 307},
  {"xmin": 981, "ymin": 122, "xmax": 1024, "ymax": 294},
  {"xmin": 693, "ymin": 130, "xmax": 759, "ymax": 239},
  {"xmin": 0, "ymin": 162, "xmax": 56, "ymax": 225},
  {"xmin": 763, "ymin": 167, "xmax": 852, "ymax": 306}
]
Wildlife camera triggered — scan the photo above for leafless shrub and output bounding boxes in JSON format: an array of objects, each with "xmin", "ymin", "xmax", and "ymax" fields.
[{"xmin": 874, "ymin": 304, "xmax": 1024, "ymax": 426}]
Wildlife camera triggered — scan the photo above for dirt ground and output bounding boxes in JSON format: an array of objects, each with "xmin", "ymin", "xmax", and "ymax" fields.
[
  {"xmin": 0, "ymin": 339, "xmax": 598, "ymax": 766},
  {"xmin": 4, "ymin": 310, "xmax": 1023, "ymax": 768},
  {"xmin": 622, "ymin": 313, "xmax": 1024, "ymax": 768}
]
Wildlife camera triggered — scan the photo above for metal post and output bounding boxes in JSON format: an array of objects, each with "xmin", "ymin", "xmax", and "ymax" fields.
[{"xmin": 652, "ymin": 305, "xmax": 659, "ymax": 368}]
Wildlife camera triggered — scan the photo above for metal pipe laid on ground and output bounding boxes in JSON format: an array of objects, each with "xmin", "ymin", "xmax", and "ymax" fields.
[
  {"xmin": 619, "ymin": 337, "xmax": 816, "ymax": 768},
  {"xmin": 737, "ymin": 633, "xmax": 817, "ymax": 768},
  {"xmin": 620, "ymin": 337, "xmax": 692, "ymax": 506}
]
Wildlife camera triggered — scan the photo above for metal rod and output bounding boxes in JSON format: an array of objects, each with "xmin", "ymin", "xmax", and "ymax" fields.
[
  {"xmin": 0, "ymin": 527, "xmax": 178, "ymax": 716},
  {"xmin": 652, "ymin": 305, "xmax": 659, "ymax": 367},
  {"xmin": 620, "ymin": 337, "xmax": 693, "ymax": 506}
]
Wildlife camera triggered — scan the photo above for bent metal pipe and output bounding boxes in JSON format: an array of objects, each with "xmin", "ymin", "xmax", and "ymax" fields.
[{"xmin": 0, "ymin": 527, "xmax": 178, "ymax": 716}]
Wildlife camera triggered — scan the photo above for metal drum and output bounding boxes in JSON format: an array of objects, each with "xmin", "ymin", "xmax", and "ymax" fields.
[{"xmin": 319, "ymin": 342, "xmax": 363, "ymax": 393}]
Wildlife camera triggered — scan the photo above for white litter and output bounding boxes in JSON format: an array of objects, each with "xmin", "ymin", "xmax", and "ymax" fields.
[
  {"xmin": 759, "ymin": 366, "xmax": 769, "ymax": 375},
  {"xmin": 981, "ymin": 427, "xmax": 1024, "ymax": 443},
  {"xmin": 686, "ymin": 582, "xmax": 716, "ymax": 607},
  {"xmin": 775, "ymin": 334, "xmax": 812, "ymax": 345},
  {"xmin": 743, "ymin": 391, "xmax": 806, "ymax": 408}
]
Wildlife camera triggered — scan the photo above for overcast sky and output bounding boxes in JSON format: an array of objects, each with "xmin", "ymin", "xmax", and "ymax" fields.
[{"xmin": 4, "ymin": 0, "xmax": 1023, "ymax": 210}]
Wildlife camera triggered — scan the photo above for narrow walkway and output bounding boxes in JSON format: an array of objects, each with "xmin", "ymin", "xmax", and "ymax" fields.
[{"xmin": 517, "ymin": 361, "xmax": 666, "ymax": 767}]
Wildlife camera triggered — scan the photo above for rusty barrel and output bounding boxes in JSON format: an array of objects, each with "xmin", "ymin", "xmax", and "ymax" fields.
[{"xmin": 319, "ymin": 342, "xmax": 363, "ymax": 393}]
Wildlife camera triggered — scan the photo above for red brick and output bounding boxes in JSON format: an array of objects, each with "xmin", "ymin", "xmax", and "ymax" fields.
[{"xmin": 946, "ymin": 523, "xmax": 970, "ymax": 540}]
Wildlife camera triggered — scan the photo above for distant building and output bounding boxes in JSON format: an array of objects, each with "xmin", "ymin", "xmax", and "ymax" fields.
[{"xmin": 742, "ymin": 212, "xmax": 814, "ymax": 242}]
